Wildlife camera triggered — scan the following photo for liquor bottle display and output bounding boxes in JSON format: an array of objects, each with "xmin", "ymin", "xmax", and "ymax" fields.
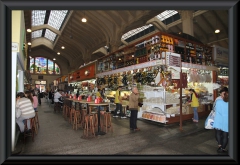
[{"xmin": 96, "ymin": 31, "xmax": 213, "ymax": 73}]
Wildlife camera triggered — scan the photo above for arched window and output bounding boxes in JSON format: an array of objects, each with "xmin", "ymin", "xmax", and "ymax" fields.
[{"xmin": 29, "ymin": 57, "xmax": 61, "ymax": 75}]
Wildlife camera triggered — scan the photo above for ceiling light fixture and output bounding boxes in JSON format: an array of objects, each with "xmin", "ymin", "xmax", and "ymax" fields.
[
  {"xmin": 27, "ymin": 29, "xmax": 32, "ymax": 32},
  {"xmin": 82, "ymin": 17, "xmax": 87, "ymax": 23},
  {"xmin": 57, "ymin": 52, "xmax": 60, "ymax": 55},
  {"xmin": 28, "ymin": 42, "xmax": 31, "ymax": 45},
  {"xmin": 53, "ymin": 58, "xmax": 56, "ymax": 60},
  {"xmin": 214, "ymin": 14, "xmax": 220, "ymax": 34},
  {"xmin": 82, "ymin": 11, "xmax": 87, "ymax": 23},
  {"xmin": 215, "ymin": 29, "xmax": 220, "ymax": 34}
]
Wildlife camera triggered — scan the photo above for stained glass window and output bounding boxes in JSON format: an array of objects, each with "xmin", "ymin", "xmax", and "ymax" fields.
[
  {"xmin": 48, "ymin": 59, "xmax": 54, "ymax": 74},
  {"xmin": 29, "ymin": 57, "xmax": 61, "ymax": 75},
  {"xmin": 55, "ymin": 63, "xmax": 60, "ymax": 75},
  {"xmin": 35, "ymin": 57, "xmax": 47, "ymax": 74},
  {"xmin": 29, "ymin": 58, "xmax": 35, "ymax": 73}
]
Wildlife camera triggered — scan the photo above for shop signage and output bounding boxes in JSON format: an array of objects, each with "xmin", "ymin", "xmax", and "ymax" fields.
[
  {"xmin": 213, "ymin": 45, "xmax": 228, "ymax": 65},
  {"xmin": 178, "ymin": 40, "xmax": 185, "ymax": 47},
  {"xmin": 166, "ymin": 52, "xmax": 181, "ymax": 72},
  {"xmin": 12, "ymin": 42, "xmax": 19, "ymax": 52}
]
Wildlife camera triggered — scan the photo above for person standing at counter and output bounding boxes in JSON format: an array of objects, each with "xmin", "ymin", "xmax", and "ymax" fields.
[
  {"xmin": 129, "ymin": 87, "xmax": 140, "ymax": 131},
  {"xmin": 188, "ymin": 89, "xmax": 199, "ymax": 122},
  {"xmin": 96, "ymin": 88, "xmax": 102, "ymax": 98},
  {"xmin": 54, "ymin": 89, "xmax": 63, "ymax": 106},
  {"xmin": 113, "ymin": 86, "xmax": 126, "ymax": 118}
]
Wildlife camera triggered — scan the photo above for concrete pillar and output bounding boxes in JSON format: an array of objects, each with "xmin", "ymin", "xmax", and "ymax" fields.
[
  {"xmin": 109, "ymin": 40, "xmax": 121, "ymax": 53},
  {"xmin": 180, "ymin": 11, "xmax": 194, "ymax": 36},
  {"xmin": 12, "ymin": 10, "xmax": 25, "ymax": 153},
  {"xmin": 18, "ymin": 70, "xmax": 24, "ymax": 92}
]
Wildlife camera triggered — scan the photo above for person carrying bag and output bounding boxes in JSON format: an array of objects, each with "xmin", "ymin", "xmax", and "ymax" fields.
[{"xmin": 205, "ymin": 109, "xmax": 215, "ymax": 129}]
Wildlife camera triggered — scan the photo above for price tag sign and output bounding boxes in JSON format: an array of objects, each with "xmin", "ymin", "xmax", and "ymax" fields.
[
  {"xmin": 166, "ymin": 52, "xmax": 181, "ymax": 72},
  {"xmin": 170, "ymin": 69, "xmax": 180, "ymax": 79}
]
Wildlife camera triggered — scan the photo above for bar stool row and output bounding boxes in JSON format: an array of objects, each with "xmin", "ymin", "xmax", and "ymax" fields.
[{"xmin": 62, "ymin": 100, "xmax": 113, "ymax": 138}]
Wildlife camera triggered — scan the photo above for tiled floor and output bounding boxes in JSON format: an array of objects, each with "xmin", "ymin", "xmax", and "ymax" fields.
[{"xmin": 13, "ymin": 99, "xmax": 227, "ymax": 157}]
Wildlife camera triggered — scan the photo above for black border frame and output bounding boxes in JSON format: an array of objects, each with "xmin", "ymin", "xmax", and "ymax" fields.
[{"xmin": 0, "ymin": 0, "xmax": 238, "ymax": 164}]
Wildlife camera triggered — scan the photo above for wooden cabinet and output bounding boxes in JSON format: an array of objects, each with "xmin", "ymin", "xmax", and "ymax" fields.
[{"xmin": 96, "ymin": 31, "xmax": 213, "ymax": 74}]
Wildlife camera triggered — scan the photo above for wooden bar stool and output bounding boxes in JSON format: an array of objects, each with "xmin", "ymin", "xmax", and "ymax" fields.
[
  {"xmin": 90, "ymin": 111, "xmax": 98, "ymax": 130},
  {"xmin": 101, "ymin": 111, "xmax": 113, "ymax": 133},
  {"xmin": 34, "ymin": 111, "xmax": 40, "ymax": 135},
  {"xmin": 66, "ymin": 105, "xmax": 71, "ymax": 121},
  {"xmin": 82, "ymin": 115, "xmax": 95, "ymax": 138},
  {"xmin": 62, "ymin": 104, "xmax": 67, "ymax": 117},
  {"xmin": 23, "ymin": 117, "xmax": 36, "ymax": 143},
  {"xmin": 54, "ymin": 102, "xmax": 61, "ymax": 112},
  {"xmin": 63, "ymin": 105, "xmax": 68, "ymax": 120},
  {"xmin": 73, "ymin": 110, "xmax": 81, "ymax": 130},
  {"xmin": 69, "ymin": 106, "xmax": 75, "ymax": 125},
  {"xmin": 80, "ymin": 108, "xmax": 88, "ymax": 129}
]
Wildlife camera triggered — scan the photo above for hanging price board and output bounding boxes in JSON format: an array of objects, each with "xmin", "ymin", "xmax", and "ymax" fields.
[{"xmin": 166, "ymin": 52, "xmax": 181, "ymax": 72}]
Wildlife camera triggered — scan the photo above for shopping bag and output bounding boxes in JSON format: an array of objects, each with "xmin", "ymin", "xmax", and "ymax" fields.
[{"xmin": 205, "ymin": 110, "xmax": 215, "ymax": 129}]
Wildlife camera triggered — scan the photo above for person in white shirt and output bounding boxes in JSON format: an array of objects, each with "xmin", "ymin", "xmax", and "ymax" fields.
[{"xmin": 54, "ymin": 89, "xmax": 63, "ymax": 106}]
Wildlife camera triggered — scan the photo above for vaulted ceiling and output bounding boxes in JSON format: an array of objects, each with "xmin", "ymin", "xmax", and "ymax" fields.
[{"xmin": 24, "ymin": 10, "xmax": 228, "ymax": 72}]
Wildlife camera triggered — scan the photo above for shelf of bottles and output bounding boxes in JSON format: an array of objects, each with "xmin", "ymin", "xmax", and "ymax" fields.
[
  {"xmin": 204, "ymin": 46, "xmax": 213, "ymax": 66},
  {"xmin": 97, "ymin": 32, "xmax": 213, "ymax": 74}
]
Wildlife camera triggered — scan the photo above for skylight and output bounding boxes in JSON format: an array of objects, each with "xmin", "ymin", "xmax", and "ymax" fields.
[
  {"xmin": 156, "ymin": 10, "xmax": 178, "ymax": 21},
  {"xmin": 31, "ymin": 10, "xmax": 68, "ymax": 42},
  {"xmin": 32, "ymin": 30, "xmax": 43, "ymax": 39},
  {"xmin": 48, "ymin": 10, "xmax": 68, "ymax": 30},
  {"xmin": 121, "ymin": 24, "xmax": 153, "ymax": 40},
  {"xmin": 44, "ymin": 29, "xmax": 57, "ymax": 42},
  {"xmin": 32, "ymin": 10, "xmax": 46, "ymax": 26}
]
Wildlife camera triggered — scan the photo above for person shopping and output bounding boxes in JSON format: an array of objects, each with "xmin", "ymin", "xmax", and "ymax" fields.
[
  {"xmin": 188, "ymin": 89, "xmax": 199, "ymax": 122},
  {"xmin": 213, "ymin": 90, "xmax": 229, "ymax": 153},
  {"xmin": 129, "ymin": 87, "xmax": 140, "ymax": 131},
  {"xmin": 113, "ymin": 86, "xmax": 126, "ymax": 118}
]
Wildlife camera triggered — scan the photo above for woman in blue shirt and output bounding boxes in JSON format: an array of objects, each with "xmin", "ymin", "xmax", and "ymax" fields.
[{"xmin": 213, "ymin": 91, "xmax": 229, "ymax": 153}]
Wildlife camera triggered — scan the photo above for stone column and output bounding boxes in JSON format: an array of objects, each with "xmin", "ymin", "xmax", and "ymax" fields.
[
  {"xmin": 180, "ymin": 10, "xmax": 194, "ymax": 36},
  {"xmin": 18, "ymin": 70, "xmax": 24, "ymax": 92},
  {"xmin": 109, "ymin": 40, "xmax": 121, "ymax": 53}
]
